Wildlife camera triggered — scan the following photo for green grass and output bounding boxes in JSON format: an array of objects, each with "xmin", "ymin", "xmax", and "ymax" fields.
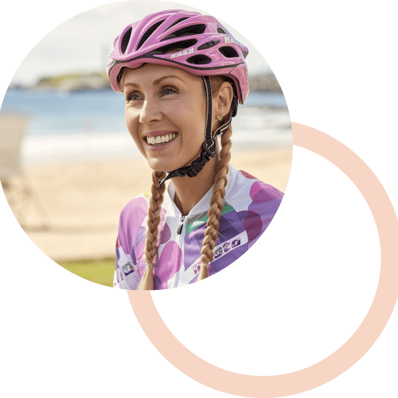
[{"xmin": 58, "ymin": 258, "xmax": 115, "ymax": 287}]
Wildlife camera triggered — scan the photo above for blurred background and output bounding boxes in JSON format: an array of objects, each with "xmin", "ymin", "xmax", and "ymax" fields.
[{"xmin": 0, "ymin": 1, "xmax": 292, "ymax": 287}]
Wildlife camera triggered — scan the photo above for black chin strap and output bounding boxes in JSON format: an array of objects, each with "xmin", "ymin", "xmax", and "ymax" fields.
[{"xmin": 158, "ymin": 76, "xmax": 234, "ymax": 187}]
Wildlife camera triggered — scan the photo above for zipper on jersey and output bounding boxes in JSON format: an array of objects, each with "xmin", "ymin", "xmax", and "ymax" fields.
[
  {"xmin": 177, "ymin": 215, "xmax": 186, "ymax": 235},
  {"xmin": 176, "ymin": 215, "xmax": 186, "ymax": 250},
  {"xmin": 172, "ymin": 214, "xmax": 187, "ymax": 286}
]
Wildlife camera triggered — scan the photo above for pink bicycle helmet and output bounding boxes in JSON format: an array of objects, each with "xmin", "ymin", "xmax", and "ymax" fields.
[
  {"xmin": 107, "ymin": 9, "xmax": 250, "ymax": 186},
  {"xmin": 107, "ymin": 9, "xmax": 249, "ymax": 104}
]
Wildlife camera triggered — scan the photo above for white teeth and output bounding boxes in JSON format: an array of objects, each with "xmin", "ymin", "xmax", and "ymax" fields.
[{"xmin": 147, "ymin": 133, "xmax": 177, "ymax": 145}]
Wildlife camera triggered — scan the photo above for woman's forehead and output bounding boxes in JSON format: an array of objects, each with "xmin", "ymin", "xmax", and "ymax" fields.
[{"xmin": 123, "ymin": 64, "xmax": 196, "ymax": 86}]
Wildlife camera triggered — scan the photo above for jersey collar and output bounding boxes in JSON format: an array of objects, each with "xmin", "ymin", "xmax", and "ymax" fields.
[{"xmin": 166, "ymin": 163, "xmax": 239, "ymax": 217}]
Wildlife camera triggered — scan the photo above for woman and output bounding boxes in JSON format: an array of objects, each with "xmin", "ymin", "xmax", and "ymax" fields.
[{"xmin": 107, "ymin": 9, "xmax": 284, "ymax": 290}]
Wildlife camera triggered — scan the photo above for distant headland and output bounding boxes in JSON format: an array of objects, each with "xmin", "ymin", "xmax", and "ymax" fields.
[{"xmin": 11, "ymin": 71, "xmax": 282, "ymax": 93}]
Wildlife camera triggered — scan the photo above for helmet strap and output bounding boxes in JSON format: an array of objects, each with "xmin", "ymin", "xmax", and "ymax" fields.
[{"xmin": 158, "ymin": 76, "xmax": 232, "ymax": 187}]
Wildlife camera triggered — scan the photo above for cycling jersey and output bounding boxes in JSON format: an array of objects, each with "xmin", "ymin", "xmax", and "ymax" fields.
[{"xmin": 114, "ymin": 164, "xmax": 283, "ymax": 290}]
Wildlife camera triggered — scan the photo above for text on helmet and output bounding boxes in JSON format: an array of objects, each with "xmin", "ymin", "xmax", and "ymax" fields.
[
  {"xmin": 224, "ymin": 36, "xmax": 246, "ymax": 50},
  {"xmin": 170, "ymin": 48, "xmax": 194, "ymax": 59}
]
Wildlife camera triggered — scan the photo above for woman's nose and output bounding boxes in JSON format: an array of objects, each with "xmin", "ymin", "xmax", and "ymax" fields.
[{"xmin": 139, "ymin": 98, "xmax": 162, "ymax": 125}]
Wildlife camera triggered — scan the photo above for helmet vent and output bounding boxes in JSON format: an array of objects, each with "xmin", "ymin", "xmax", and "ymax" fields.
[
  {"xmin": 162, "ymin": 24, "xmax": 206, "ymax": 41},
  {"xmin": 121, "ymin": 27, "xmax": 132, "ymax": 54},
  {"xmin": 186, "ymin": 54, "xmax": 212, "ymax": 65},
  {"xmin": 137, "ymin": 19, "xmax": 166, "ymax": 50},
  {"xmin": 217, "ymin": 27, "xmax": 226, "ymax": 34},
  {"xmin": 198, "ymin": 40, "xmax": 220, "ymax": 50},
  {"xmin": 150, "ymin": 39, "xmax": 197, "ymax": 55},
  {"xmin": 164, "ymin": 17, "xmax": 190, "ymax": 31},
  {"xmin": 218, "ymin": 46, "xmax": 239, "ymax": 58}
]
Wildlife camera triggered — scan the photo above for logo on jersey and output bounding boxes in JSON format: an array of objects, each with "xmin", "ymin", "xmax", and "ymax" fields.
[
  {"xmin": 223, "ymin": 242, "xmax": 231, "ymax": 253},
  {"xmin": 170, "ymin": 48, "xmax": 194, "ymax": 58},
  {"xmin": 193, "ymin": 262, "xmax": 202, "ymax": 275},
  {"xmin": 232, "ymin": 238, "xmax": 241, "ymax": 248},
  {"xmin": 214, "ymin": 247, "xmax": 223, "ymax": 258},
  {"xmin": 122, "ymin": 262, "xmax": 135, "ymax": 276},
  {"xmin": 210, "ymin": 233, "xmax": 245, "ymax": 262}
]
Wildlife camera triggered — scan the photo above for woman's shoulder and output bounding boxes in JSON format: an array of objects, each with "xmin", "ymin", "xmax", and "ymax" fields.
[
  {"xmin": 120, "ymin": 192, "xmax": 149, "ymax": 215},
  {"xmin": 117, "ymin": 192, "xmax": 151, "ymax": 252},
  {"xmin": 118, "ymin": 192, "xmax": 153, "ymax": 232},
  {"xmin": 231, "ymin": 168, "xmax": 284, "ymax": 203},
  {"xmin": 118, "ymin": 188, "xmax": 172, "ymax": 230}
]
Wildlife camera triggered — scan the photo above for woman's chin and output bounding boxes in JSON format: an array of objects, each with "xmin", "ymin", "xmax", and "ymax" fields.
[
  {"xmin": 147, "ymin": 158, "xmax": 179, "ymax": 173},
  {"xmin": 147, "ymin": 153, "xmax": 198, "ymax": 174}
]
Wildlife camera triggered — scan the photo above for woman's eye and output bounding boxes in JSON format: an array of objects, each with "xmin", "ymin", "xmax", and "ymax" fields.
[
  {"xmin": 126, "ymin": 92, "xmax": 142, "ymax": 102},
  {"xmin": 161, "ymin": 87, "xmax": 177, "ymax": 96}
]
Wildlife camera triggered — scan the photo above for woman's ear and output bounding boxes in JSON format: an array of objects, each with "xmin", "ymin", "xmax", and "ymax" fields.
[{"xmin": 215, "ymin": 81, "xmax": 234, "ymax": 117}]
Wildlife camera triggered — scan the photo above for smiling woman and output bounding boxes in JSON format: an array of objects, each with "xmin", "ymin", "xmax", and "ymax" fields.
[{"xmin": 107, "ymin": 9, "xmax": 284, "ymax": 290}]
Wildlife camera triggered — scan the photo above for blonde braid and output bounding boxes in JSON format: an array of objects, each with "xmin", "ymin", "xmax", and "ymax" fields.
[
  {"xmin": 138, "ymin": 170, "xmax": 167, "ymax": 290},
  {"xmin": 198, "ymin": 124, "xmax": 232, "ymax": 280}
]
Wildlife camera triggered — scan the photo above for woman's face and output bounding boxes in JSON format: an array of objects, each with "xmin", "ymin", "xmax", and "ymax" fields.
[{"xmin": 122, "ymin": 64, "xmax": 208, "ymax": 172}]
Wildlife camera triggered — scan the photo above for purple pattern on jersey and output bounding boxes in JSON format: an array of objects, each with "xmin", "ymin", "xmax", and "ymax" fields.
[
  {"xmin": 188, "ymin": 239, "xmax": 248, "ymax": 285},
  {"xmin": 154, "ymin": 241, "xmax": 183, "ymax": 289},
  {"xmin": 240, "ymin": 210, "xmax": 262, "ymax": 244},
  {"xmin": 118, "ymin": 196, "xmax": 171, "ymax": 279},
  {"xmin": 115, "ymin": 240, "xmax": 121, "ymax": 286},
  {"xmin": 183, "ymin": 209, "xmax": 244, "ymax": 272},
  {"xmin": 157, "ymin": 208, "xmax": 168, "ymax": 239},
  {"xmin": 238, "ymin": 180, "xmax": 283, "ymax": 248},
  {"xmin": 250, "ymin": 181, "xmax": 284, "ymax": 202},
  {"xmin": 209, "ymin": 243, "xmax": 247, "ymax": 275},
  {"xmin": 159, "ymin": 223, "xmax": 171, "ymax": 244},
  {"xmin": 118, "ymin": 196, "xmax": 147, "ymax": 253},
  {"xmin": 239, "ymin": 170, "xmax": 257, "ymax": 180},
  {"xmin": 134, "ymin": 240, "xmax": 147, "ymax": 278},
  {"xmin": 131, "ymin": 226, "xmax": 145, "ymax": 264}
]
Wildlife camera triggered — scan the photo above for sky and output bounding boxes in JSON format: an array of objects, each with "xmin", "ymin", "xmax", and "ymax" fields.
[{"xmin": 11, "ymin": 0, "xmax": 271, "ymax": 86}]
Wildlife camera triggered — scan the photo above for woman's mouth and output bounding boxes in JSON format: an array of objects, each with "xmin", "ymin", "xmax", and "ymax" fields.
[{"xmin": 144, "ymin": 133, "xmax": 178, "ymax": 147}]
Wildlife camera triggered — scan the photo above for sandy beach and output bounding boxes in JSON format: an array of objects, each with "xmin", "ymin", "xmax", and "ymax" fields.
[{"xmin": 3, "ymin": 147, "xmax": 292, "ymax": 262}]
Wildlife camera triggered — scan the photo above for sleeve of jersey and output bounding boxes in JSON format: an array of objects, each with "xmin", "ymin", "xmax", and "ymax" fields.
[{"xmin": 113, "ymin": 195, "xmax": 149, "ymax": 290}]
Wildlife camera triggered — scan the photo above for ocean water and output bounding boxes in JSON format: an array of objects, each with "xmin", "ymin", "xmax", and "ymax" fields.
[{"xmin": 1, "ymin": 89, "xmax": 292, "ymax": 164}]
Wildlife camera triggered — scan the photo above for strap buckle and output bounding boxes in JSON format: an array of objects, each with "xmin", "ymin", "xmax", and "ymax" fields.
[
  {"xmin": 202, "ymin": 138, "xmax": 216, "ymax": 158},
  {"xmin": 186, "ymin": 168, "xmax": 198, "ymax": 177}
]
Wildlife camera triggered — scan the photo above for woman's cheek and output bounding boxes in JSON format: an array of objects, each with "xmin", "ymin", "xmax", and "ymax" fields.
[{"xmin": 125, "ymin": 107, "xmax": 137, "ymax": 132}]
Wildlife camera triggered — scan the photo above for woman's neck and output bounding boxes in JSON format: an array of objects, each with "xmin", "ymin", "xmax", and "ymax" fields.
[{"xmin": 172, "ymin": 151, "xmax": 221, "ymax": 216}]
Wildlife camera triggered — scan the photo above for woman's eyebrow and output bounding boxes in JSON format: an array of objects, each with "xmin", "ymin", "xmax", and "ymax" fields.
[
  {"xmin": 153, "ymin": 75, "xmax": 184, "ymax": 85},
  {"xmin": 123, "ymin": 82, "xmax": 139, "ymax": 89},
  {"xmin": 124, "ymin": 75, "xmax": 184, "ymax": 87}
]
